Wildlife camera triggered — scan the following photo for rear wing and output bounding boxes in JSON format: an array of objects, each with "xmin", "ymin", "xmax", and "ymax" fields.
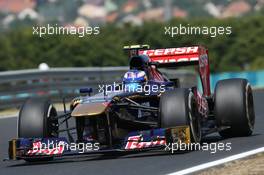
[
  {"xmin": 124, "ymin": 45, "xmax": 211, "ymax": 97},
  {"xmin": 123, "ymin": 45, "xmax": 211, "ymax": 96},
  {"xmin": 123, "ymin": 45, "xmax": 150, "ymax": 58},
  {"xmin": 139, "ymin": 46, "xmax": 207, "ymax": 67},
  {"xmin": 141, "ymin": 46, "xmax": 211, "ymax": 96}
]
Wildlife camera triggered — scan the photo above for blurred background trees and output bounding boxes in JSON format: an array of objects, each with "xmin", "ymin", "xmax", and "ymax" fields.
[
  {"xmin": 0, "ymin": 0, "xmax": 263, "ymax": 72},
  {"xmin": 0, "ymin": 15, "xmax": 263, "ymax": 72}
]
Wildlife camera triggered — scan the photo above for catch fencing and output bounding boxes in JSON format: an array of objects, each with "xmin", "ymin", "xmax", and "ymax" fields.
[{"xmin": 0, "ymin": 67, "xmax": 196, "ymax": 109}]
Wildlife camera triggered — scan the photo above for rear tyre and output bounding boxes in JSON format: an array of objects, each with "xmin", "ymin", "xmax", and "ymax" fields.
[
  {"xmin": 159, "ymin": 89, "xmax": 201, "ymax": 143},
  {"xmin": 215, "ymin": 79, "xmax": 255, "ymax": 138},
  {"xmin": 18, "ymin": 98, "xmax": 58, "ymax": 162}
]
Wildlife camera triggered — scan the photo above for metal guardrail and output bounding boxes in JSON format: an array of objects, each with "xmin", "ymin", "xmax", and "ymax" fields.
[{"xmin": 0, "ymin": 67, "xmax": 197, "ymax": 109}]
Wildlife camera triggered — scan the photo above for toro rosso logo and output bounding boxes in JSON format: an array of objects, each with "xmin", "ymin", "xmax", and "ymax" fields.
[
  {"xmin": 139, "ymin": 47, "xmax": 199, "ymax": 64},
  {"xmin": 125, "ymin": 136, "xmax": 166, "ymax": 150}
]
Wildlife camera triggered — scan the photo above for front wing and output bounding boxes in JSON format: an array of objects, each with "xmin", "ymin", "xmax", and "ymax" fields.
[{"xmin": 7, "ymin": 126, "xmax": 191, "ymax": 161}]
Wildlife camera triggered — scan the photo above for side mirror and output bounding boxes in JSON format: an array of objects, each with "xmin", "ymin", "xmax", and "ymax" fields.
[{"xmin": 79, "ymin": 88, "xmax": 93, "ymax": 96}]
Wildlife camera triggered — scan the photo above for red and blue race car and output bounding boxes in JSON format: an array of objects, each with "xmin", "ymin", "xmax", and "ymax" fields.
[{"xmin": 7, "ymin": 45, "xmax": 255, "ymax": 161}]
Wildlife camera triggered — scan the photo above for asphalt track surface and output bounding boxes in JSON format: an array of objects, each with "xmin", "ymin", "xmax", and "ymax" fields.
[{"xmin": 0, "ymin": 91, "xmax": 263, "ymax": 175}]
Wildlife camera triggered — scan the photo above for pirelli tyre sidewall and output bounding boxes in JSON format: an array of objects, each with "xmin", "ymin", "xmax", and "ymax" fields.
[
  {"xmin": 159, "ymin": 88, "xmax": 201, "ymax": 143},
  {"xmin": 215, "ymin": 78, "xmax": 255, "ymax": 137},
  {"xmin": 18, "ymin": 98, "xmax": 58, "ymax": 138}
]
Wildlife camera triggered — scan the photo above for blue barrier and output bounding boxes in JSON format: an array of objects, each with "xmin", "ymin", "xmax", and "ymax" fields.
[{"xmin": 198, "ymin": 70, "xmax": 264, "ymax": 92}]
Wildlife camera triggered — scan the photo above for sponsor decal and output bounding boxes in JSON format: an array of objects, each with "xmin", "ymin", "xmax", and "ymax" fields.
[
  {"xmin": 150, "ymin": 57, "xmax": 199, "ymax": 64},
  {"xmin": 27, "ymin": 141, "xmax": 65, "ymax": 156},
  {"xmin": 26, "ymin": 139, "xmax": 100, "ymax": 155},
  {"xmin": 197, "ymin": 91, "xmax": 209, "ymax": 116},
  {"xmin": 140, "ymin": 47, "xmax": 199, "ymax": 56},
  {"xmin": 139, "ymin": 47, "xmax": 200, "ymax": 64},
  {"xmin": 125, "ymin": 135, "xmax": 166, "ymax": 150}
]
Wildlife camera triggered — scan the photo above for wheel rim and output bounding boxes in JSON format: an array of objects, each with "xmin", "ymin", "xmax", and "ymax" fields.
[
  {"xmin": 47, "ymin": 105, "xmax": 58, "ymax": 137},
  {"xmin": 246, "ymin": 83, "xmax": 255, "ymax": 131},
  {"xmin": 188, "ymin": 92, "xmax": 201, "ymax": 143}
]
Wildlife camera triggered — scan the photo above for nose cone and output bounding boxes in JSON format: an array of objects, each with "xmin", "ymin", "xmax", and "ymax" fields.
[{"xmin": 71, "ymin": 102, "xmax": 109, "ymax": 117}]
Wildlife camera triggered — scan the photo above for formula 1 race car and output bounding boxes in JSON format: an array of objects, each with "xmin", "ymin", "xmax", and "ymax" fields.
[{"xmin": 7, "ymin": 45, "xmax": 255, "ymax": 162}]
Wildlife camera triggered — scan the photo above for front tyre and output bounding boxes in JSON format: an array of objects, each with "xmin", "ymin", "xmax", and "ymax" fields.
[
  {"xmin": 18, "ymin": 98, "xmax": 58, "ymax": 138},
  {"xmin": 18, "ymin": 98, "xmax": 58, "ymax": 162},
  {"xmin": 159, "ymin": 89, "xmax": 201, "ymax": 143}
]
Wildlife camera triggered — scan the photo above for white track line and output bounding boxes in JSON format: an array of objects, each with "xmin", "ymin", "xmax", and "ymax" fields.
[{"xmin": 168, "ymin": 146, "xmax": 264, "ymax": 175}]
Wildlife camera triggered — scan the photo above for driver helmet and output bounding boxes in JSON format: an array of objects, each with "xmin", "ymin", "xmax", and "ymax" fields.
[{"xmin": 123, "ymin": 70, "xmax": 147, "ymax": 91}]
